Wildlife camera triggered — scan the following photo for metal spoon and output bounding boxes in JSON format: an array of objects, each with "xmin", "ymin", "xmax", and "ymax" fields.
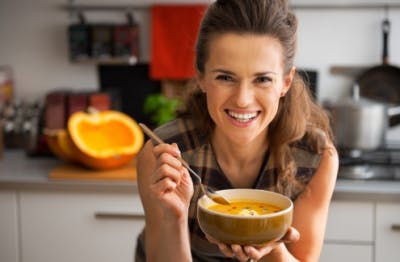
[{"xmin": 139, "ymin": 123, "xmax": 230, "ymax": 205}]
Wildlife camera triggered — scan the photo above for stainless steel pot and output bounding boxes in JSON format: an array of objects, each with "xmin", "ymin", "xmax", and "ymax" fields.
[{"xmin": 325, "ymin": 85, "xmax": 400, "ymax": 151}]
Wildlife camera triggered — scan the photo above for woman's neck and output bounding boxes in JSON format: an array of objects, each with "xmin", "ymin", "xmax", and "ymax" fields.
[{"xmin": 210, "ymin": 129, "xmax": 269, "ymax": 187}]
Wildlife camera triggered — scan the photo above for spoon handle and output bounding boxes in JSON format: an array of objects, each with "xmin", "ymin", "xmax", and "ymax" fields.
[{"xmin": 139, "ymin": 123, "xmax": 203, "ymax": 184}]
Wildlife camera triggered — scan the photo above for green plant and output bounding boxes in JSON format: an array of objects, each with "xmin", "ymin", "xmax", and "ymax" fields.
[{"xmin": 143, "ymin": 93, "xmax": 181, "ymax": 126}]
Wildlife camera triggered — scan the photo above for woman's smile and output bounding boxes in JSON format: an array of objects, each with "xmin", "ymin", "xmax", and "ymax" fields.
[{"xmin": 225, "ymin": 109, "xmax": 260, "ymax": 125}]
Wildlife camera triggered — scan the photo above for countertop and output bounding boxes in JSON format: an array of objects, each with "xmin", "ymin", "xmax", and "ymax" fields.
[
  {"xmin": 0, "ymin": 150, "xmax": 138, "ymax": 192},
  {"xmin": 1, "ymin": 150, "xmax": 400, "ymax": 201}
]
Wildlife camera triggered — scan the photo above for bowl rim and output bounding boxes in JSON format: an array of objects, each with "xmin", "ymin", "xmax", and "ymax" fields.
[{"xmin": 197, "ymin": 189, "xmax": 293, "ymax": 219}]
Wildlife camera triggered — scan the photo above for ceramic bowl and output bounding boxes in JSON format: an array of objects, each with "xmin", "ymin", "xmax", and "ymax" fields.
[{"xmin": 197, "ymin": 189, "xmax": 293, "ymax": 245}]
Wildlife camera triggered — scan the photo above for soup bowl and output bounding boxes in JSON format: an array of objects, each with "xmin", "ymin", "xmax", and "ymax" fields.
[{"xmin": 197, "ymin": 189, "xmax": 293, "ymax": 245}]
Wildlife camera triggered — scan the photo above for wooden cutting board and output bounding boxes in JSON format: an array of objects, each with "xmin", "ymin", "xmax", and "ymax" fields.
[{"xmin": 48, "ymin": 159, "xmax": 137, "ymax": 181}]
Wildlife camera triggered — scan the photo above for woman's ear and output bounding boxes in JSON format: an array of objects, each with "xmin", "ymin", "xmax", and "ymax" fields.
[{"xmin": 282, "ymin": 66, "xmax": 296, "ymax": 94}]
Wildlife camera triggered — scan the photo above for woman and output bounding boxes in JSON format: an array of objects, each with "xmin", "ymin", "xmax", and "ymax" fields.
[{"xmin": 136, "ymin": 0, "xmax": 338, "ymax": 261}]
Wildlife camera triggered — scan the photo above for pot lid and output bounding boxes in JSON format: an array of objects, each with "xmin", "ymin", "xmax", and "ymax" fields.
[{"xmin": 327, "ymin": 84, "xmax": 385, "ymax": 109}]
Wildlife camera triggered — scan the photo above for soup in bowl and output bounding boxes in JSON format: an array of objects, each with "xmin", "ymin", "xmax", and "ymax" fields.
[{"xmin": 197, "ymin": 189, "xmax": 293, "ymax": 245}]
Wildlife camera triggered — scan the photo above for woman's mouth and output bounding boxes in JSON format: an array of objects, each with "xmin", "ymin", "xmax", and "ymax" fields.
[{"xmin": 226, "ymin": 110, "xmax": 259, "ymax": 123}]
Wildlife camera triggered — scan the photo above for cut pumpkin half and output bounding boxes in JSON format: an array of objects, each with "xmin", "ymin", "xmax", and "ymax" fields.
[{"xmin": 67, "ymin": 109, "xmax": 144, "ymax": 170}]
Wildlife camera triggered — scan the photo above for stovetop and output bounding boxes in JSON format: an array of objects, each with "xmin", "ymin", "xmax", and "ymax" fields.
[{"xmin": 338, "ymin": 147, "xmax": 400, "ymax": 180}]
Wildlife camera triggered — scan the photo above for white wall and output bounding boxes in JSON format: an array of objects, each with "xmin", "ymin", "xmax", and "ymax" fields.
[{"xmin": 0, "ymin": 0, "xmax": 399, "ymax": 103}]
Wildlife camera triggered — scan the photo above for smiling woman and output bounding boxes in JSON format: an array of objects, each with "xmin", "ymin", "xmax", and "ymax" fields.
[{"xmin": 135, "ymin": 0, "xmax": 338, "ymax": 261}]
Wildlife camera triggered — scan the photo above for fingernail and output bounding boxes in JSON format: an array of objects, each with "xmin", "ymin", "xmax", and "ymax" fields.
[{"xmin": 172, "ymin": 143, "xmax": 181, "ymax": 156}]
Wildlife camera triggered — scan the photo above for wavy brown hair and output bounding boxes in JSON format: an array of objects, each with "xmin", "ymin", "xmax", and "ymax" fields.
[{"xmin": 178, "ymin": 0, "xmax": 333, "ymax": 197}]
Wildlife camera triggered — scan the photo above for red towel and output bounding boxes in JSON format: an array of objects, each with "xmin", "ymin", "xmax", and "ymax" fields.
[{"xmin": 150, "ymin": 5, "xmax": 207, "ymax": 80}]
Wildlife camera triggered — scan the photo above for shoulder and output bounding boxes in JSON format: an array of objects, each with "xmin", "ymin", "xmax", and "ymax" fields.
[{"xmin": 289, "ymin": 137, "xmax": 321, "ymax": 169}]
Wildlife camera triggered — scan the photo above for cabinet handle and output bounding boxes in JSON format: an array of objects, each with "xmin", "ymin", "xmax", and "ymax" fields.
[
  {"xmin": 392, "ymin": 224, "xmax": 400, "ymax": 232},
  {"xmin": 95, "ymin": 212, "xmax": 145, "ymax": 220}
]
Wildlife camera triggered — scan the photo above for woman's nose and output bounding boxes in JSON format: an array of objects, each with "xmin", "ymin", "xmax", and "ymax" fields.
[{"xmin": 234, "ymin": 83, "xmax": 254, "ymax": 107}]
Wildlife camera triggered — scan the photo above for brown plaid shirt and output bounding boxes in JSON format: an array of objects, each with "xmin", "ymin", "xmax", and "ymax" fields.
[{"xmin": 135, "ymin": 118, "xmax": 322, "ymax": 261}]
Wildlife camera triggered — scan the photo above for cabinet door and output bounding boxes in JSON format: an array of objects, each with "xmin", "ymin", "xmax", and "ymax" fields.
[
  {"xmin": 0, "ymin": 190, "xmax": 19, "ymax": 262},
  {"xmin": 321, "ymin": 200, "xmax": 374, "ymax": 262},
  {"xmin": 376, "ymin": 203, "xmax": 400, "ymax": 262},
  {"xmin": 19, "ymin": 189, "xmax": 145, "ymax": 262},
  {"xmin": 325, "ymin": 201, "xmax": 374, "ymax": 242},
  {"xmin": 320, "ymin": 243, "xmax": 373, "ymax": 262}
]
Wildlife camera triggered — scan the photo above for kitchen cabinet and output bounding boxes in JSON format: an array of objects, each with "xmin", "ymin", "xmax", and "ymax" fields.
[
  {"xmin": 19, "ymin": 189, "xmax": 144, "ymax": 262},
  {"xmin": 375, "ymin": 203, "xmax": 400, "ymax": 262},
  {"xmin": 320, "ymin": 244, "xmax": 373, "ymax": 262},
  {"xmin": 320, "ymin": 201, "xmax": 374, "ymax": 262},
  {"xmin": 0, "ymin": 190, "xmax": 19, "ymax": 262}
]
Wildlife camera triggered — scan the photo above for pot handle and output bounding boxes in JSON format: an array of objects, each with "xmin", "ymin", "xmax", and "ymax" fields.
[{"xmin": 382, "ymin": 19, "xmax": 390, "ymax": 65}]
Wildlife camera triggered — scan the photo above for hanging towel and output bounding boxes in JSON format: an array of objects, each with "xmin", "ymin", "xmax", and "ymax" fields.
[{"xmin": 150, "ymin": 4, "xmax": 207, "ymax": 80}]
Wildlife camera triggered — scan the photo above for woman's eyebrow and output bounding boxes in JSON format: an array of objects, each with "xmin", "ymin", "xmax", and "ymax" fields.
[
  {"xmin": 210, "ymin": 69, "xmax": 234, "ymax": 74},
  {"xmin": 210, "ymin": 69, "xmax": 278, "ymax": 76},
  {"xmin": 254, "ymin": 71, "xmax": 278, "ymax": 76}
]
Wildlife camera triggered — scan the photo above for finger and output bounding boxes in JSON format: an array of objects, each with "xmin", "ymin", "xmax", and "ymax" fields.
[
  {"xmin": 231, "ymin": 244, "xmax": 248, "ymax": 261},
  {"xmin": 158, "ymin": 152, "xmax": 183, "ymax": 170},
  {"xmin": 153, "ymin": 143, "xmax": 181, "ymax": 158},
  {"xmin": 216, "ymin": 243, "xmax": 235, "ymax": 258},
  {"xmin": 244, "ymin": 245, "xmax": 269, "ymax": 261},
  {"xmin": 153, "ymin": 163, "xmax": 183, "ymax": 184},
  {"xmin": 150, "ymin": 176, "xmax": 177, "ymax": 196},
  {"xmin": 282, "ymin": 227, "xmax": 300, "ymax": 244}
]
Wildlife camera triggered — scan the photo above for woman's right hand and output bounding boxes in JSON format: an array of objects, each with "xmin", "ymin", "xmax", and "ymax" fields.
[
  {"xmin": 206, "ymin": 227, "xmax": 300, "ymax": 261},
  {"xmin": 150, "ymin": 142, "xmax": 194, "ymax": 220}
]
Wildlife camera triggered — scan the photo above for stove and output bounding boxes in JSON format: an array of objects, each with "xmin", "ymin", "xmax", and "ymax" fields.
[{"xmin": 338, "ymin": 146, "xmax": 400, "ymax": 180}]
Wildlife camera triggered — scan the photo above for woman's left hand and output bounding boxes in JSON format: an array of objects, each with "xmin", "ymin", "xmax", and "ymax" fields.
[{"xmin": 206, "ymin": 227, "xmax": 300, "ymax": 261}]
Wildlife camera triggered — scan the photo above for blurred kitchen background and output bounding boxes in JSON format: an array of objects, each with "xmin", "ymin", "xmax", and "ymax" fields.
[{"xmin": 1, "ymin": 1, "xmax": 400, "ymax": 262}]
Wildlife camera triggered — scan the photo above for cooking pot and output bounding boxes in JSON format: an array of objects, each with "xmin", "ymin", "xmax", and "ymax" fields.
[{"xmin": 325, "ymin": 85, "xmax": 400, "ymax": 151}]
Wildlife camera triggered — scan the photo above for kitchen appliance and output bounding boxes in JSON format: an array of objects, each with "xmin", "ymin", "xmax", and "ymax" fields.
[
  {"xmin": 338, "ymin": 147, "xmax": 400, "ymax": 180},
  {"xmin": 325, "ymin": 85, "xmax": 400, "ymax": 151}
]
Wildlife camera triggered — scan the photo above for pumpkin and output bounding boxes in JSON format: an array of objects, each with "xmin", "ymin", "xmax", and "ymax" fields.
[
  {"xmin": 44, "ymin": 129, "xmax": 77, "ymax": 163},
  {"xmin": 67, "ymin": 109, "xmax": 144, "ymax": 170}
]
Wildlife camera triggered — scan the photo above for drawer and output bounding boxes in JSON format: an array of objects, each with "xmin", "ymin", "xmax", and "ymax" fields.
[
  {"xmin": 19, "ymin": 189, "xmax": 145, "ymax": 262},
  {"xmin": 325, "ymin": 201, "xmax": 374, "ymax": 242}
]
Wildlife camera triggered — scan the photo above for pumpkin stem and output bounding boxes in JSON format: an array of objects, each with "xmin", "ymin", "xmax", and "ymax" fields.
[{"xmin": 87, "ymin": 106, "xmax": 100, "ymax": 115}]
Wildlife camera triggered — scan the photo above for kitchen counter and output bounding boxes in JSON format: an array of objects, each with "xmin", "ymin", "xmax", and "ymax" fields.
[
  {"xmin": 0, "ymin": 150, "xmax": 138, "ymax": 192},
  {"xmin": 1, "ymin": 150, "xmax": 400, "ymax": 201}
]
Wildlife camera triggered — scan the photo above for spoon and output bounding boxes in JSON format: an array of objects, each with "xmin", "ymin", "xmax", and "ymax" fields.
[{"xmin": 139, "ymin": 123, "xmax": 230, "ymax": 205}]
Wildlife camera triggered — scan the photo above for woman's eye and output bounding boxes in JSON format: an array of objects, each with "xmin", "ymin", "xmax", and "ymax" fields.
[
  {"xmin": 255, "ymin": 76, "xmax": 273, "ymax": 84},
  {"xmin": 215, "ymin": 75, "xmax": 233, "ymax": 82}
]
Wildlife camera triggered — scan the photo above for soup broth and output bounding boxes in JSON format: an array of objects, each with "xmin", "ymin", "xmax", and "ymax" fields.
[{"xmin": 208, "ymin": 200, "xmax": 281, "ymax": 216}]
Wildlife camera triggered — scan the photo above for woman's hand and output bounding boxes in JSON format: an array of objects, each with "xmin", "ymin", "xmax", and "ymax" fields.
[
  {"xmin": 206, "ymin": 227, "xmax": 300, "ymax": 261},
  {"xmin": 150, "ymin": 143, "xmax": 194, "ymax": 220}
]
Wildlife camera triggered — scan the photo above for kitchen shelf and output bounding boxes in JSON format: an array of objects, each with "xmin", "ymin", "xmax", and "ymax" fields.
[
  {"xmin": 70, "ymin": 56, "xmax": 138, "ymax": 65},
  {"xmin": 60, "ymin": 3, "xmax": 400, "ymax": 12}
]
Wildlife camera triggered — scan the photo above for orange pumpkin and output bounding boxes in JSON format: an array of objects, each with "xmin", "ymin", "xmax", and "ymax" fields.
[
  {"xmin": 44, "ymin": 129, "xmax": 78, "ymax": 163},
  {"xmin": 67, "ymin": 109, "xmax": 144, "ymax": 170}
]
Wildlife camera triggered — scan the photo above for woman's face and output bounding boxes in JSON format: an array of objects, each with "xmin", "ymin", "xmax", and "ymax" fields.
[{"xmin": 198, "ymin": 33, "xmax": 295, "ymax": 145}]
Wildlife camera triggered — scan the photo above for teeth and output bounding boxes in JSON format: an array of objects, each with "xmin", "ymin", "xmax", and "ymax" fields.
[{"xmin": 228, "ymin": 111, "xmax": 258, "ymax": 122}]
